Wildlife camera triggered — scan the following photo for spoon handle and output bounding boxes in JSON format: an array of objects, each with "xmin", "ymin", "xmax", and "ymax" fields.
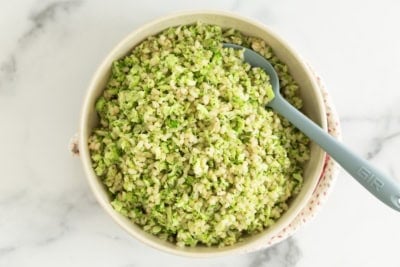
[{"xmin": 269, "ymin": 96, "xmax": 400, "ymax": 212}]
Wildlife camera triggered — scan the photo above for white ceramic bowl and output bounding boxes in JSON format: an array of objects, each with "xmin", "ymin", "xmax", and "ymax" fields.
[{"xmin": 79, "ymin": 10, "xmax": 327, "ymax": 257}]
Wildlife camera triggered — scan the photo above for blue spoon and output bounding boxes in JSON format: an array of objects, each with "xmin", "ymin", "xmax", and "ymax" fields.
[{"xmin": 223, "ymin": 43, "xmax": 400, "ymax": 212}]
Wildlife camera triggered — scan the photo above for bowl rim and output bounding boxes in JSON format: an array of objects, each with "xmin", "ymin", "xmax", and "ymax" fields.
[{"xmin": 79, "ymin": 9, "xmax": 327, "ymax": 257}]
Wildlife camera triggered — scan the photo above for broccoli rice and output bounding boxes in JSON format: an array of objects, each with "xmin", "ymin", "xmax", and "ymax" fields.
[{"xmin": 88, "ymin": 23, "xmax": 310, "ymax": 247}]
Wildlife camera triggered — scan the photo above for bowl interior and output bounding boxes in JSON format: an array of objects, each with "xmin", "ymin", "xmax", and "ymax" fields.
[{"xmin": 80, "ymin": 11, "xmax": 327, "ymax": 257}]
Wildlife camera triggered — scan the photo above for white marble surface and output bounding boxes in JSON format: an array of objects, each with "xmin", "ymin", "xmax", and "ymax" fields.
[{"xmin": 1, "ymin": 0, "xmax": 400, "ymax": 266}]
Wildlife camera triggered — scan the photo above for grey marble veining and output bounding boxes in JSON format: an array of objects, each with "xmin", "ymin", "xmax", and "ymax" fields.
[
  {"xmin": 19, "ymin": 0, "xmax": 82, "ymax": 44},
  {"xmin": 0, "ymin": 55, "xmax": 16, "ymax": 91},
  {"xmin": 248, "ymin": 238, "xmax": 301, "ymax": 267},
  {"xmin": 0, "ymin": 0, "xmax": 82, "ymax": 94},
  {"xmin": 340, "ymin": 114, "xmax": 400, "ymax": 159},
  {"xmin": 1, "ymin": 0, "xmax": 400, "ymax": 266}
]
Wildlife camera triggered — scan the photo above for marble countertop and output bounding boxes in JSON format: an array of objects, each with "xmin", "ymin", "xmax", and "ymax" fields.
[{"xmin": 1, "ymin": 0, "xmax": 400, "ymax": 266}]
